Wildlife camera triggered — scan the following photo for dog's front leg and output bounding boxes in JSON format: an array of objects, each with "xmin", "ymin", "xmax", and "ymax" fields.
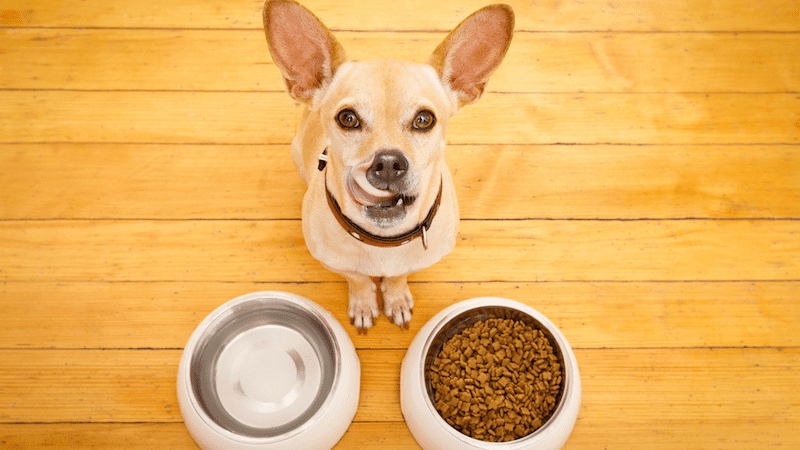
[
  {"xmin": 381, "ymin": 275, "xmax": 414, "ymax": 330},
  {"xmin": 344, "ymin": 273, "xmax": 380, "ymax": 334}
]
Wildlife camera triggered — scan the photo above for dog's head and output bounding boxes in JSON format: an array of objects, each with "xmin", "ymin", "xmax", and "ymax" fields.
[{"xmin": 263, "ymin": 0, "xmax": 514, "ymax": 232}]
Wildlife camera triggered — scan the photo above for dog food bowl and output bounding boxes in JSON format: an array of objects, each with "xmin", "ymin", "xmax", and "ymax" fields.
[
  {"xmin": 177, "ymin": 291, "xmax": 360, "ymax": 450},
  {"xmin": 401, "ymin": 297, "xmax": 581, "ymax": 450}
]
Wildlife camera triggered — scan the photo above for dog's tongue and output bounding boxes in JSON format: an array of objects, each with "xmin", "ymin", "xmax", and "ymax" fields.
[{"xmin": 346, "ymin": 155, "xmax": 395, "ymax": 206}]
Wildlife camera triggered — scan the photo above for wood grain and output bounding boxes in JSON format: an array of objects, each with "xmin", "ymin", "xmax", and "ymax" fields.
[
  {"xmin": 3, "ymin": 29, "xmax": 799, "ymax": 93},
  {"xmin": 1, "ymin": 348, "xmax": 797, "ymax": 428},
  {"xmin": 3, "ymin": 91, "xmax": 799, "ymax": 144},
  {"xmin": 0, "ymin": 423, "xmax": 421, "ymax": 450},
  {"xmin": 2, "ymin": 143, "xmax": 799, "ymax": 220},
  {"xmin": 1, "ymin": 220, "xmax": 798, "ymax": 283},
  {"xmin": 1, "ymin": 281, "xmax": 798, "ymax": 350},
  {"xmin": 0, "ymin": 423, "xmax": 198, "ymax": 450},
  {"xmin": 2, "ymin": 0, "xmax": 799, "ymax": 448},
  {"xmin": 3, "ymin": 420, "xmax": 799, "ymax": 450},
  {"xmin": 2, "ymin": 0, "xmax": 798, "ymax": 31}
]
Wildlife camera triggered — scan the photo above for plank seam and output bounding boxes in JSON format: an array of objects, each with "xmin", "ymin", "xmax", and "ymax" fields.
[
  {"xmin": 3, "ymin": 142, "xmax": 799, "ymax": 146},
  {"xmin": 2, "ymin": 279, "xmax": 799, "ymax": 283},
  {"xmin": 1, "ymin": 142, "xmax": 798, "ymax": 147},
  {"xmin": 0, "ymin": 420, "xmax": 408, "ymax": 425},
  {"xmin": 1, "ymin": 218, "xmax": 798, "ymax": 222},
  {"xmin": 2, "ymin": 346, "xmax": 798, "ymax": 351},
  {"xmin": 3, "ymin": 88, "xmax": 800, "ymax": 95},
  {"xmin": 0, "ymin": 279, "xmax": 796, "ymax": 283},
  {"xmin": 3, "ymin": 26, "xmax": 800, "ymax": 34}
]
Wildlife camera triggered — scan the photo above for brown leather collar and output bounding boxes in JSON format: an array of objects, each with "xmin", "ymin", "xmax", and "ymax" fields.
[{"xmin": 323, "ymin": 170, "xmax": 443, "ymax": 250}]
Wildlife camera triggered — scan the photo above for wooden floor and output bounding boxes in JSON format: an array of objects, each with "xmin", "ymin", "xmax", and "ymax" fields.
[{"xmin": 2, "ymin": 0, "xmax": 799, "ymax": 448}]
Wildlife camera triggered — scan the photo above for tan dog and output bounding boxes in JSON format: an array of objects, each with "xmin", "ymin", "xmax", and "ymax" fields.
[{"xmin": 262, "ymin": 0, "xmax": 514, "ymax": 332}]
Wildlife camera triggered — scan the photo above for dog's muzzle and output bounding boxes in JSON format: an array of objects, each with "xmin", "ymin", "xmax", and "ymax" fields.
[
  {"xmin": 318, "ymin": 149, "xmax": 441, "ymax": 249},
  {"xmin": 346, "ymin": 151, "xmax": 414, "ymax": 207},
  {"xmin": 348, "ymin": 151, "xmax": 417, "ymax": 227}
]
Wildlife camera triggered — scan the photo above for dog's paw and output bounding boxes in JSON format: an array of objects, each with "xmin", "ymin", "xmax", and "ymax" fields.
[
  {"xmin": 348, "ymin": 294, "xmax": 379, "ymax": 335},
  {"xmin": 384, "ymin": 295, "xmax": 413, "ymax": 330},
  {"xmin": 382, "ymin": 277, "xmax": 414, "ymax": 330}
]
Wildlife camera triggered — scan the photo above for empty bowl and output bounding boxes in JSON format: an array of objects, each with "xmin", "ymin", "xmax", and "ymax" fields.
[
  {"xmin": 401, "ymin": 297, "xmax": 581, "ymax": 450},
  {"xmin": 177, "ymin": 291, "xmax": 360, "ymax": 450}
]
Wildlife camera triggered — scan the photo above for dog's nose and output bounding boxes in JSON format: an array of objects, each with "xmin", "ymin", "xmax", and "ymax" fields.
[{"xmin": 366, "ymin": 150, "xmax": 409, "ymax": 190}]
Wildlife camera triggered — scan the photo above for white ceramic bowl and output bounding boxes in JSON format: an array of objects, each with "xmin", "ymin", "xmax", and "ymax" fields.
[
  {"xmin": 177, "ymin": 291, "xmax": 360, "ymax": 450},
  {"xmin": 401, "ymin": 297, "xmax": 581, "ymax": 450}
]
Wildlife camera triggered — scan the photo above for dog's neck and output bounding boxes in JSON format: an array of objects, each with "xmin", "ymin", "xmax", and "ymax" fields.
[{"xmin": 319, "ymin": 150, "xmax": 442, "ymax": 250}]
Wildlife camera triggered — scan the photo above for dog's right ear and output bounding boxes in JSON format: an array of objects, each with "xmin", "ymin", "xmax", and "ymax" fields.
[{"xmin": 263, "ymin": 0, "xmax": 347, "ymax": 103}]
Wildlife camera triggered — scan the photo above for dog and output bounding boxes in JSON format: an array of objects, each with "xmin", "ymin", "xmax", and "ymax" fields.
[{"xmin": 262, "ymin": 0, "xmax": 514, "ymax": 332}]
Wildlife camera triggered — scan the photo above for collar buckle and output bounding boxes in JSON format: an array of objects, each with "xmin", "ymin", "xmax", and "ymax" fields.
[{"xmin": 317, "ymin": 148, "xmax": 329, "ymax": 171}]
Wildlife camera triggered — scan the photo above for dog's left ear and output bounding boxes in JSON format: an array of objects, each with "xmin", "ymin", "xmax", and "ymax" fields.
[
  {"xmin": 262, "ymin": 0, "xmax": 347, "ymax": 103},
  {"xmin": 428, "ymin": 4, "xmax": 514, "ymax": 108}
]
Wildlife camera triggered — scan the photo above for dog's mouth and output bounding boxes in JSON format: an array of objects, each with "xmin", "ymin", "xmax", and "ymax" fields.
[
  {"xmin": 346, "ymin": 163, "xmax": 417, "ymax": 228},
  {"xmin": 364, "ymin": 193, "xmax": 417, "ymax": 223}
]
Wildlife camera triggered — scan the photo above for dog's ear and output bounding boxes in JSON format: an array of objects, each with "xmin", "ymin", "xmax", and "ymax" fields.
[
  {"xmin": 263, "ymin": 0, "xmax": 347, "ymax": 103},
  {"xmin": 428, "ymin": 4, "xmax": 514, "ymax": 108}
]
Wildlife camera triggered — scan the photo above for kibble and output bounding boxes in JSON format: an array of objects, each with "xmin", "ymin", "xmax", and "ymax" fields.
[{"xmin": 429, "ymin": 318, "xmax": 562, "ymax": 442}]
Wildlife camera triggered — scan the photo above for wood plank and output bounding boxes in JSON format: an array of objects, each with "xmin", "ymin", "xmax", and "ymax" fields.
[
  {"xmin": 1, "ymin": 220, "xmax": 797, "ymax": 283},
  {"xmin": 577, "ymin": 348, "xmax": 800, "ymax": 425},
  {"xmin": 566, "ymin": 348, "xmax": 800, "ymax": 450},
  {"xmin": 0, "ymin": 91, "xmax": 301, "ymax": 145},
  {"xmin": 2, "ymin": 0, "xmax": 798, "ymax": 31},
  {"xmin": 2, "ymin": 420, "xmax": 799, "ymax": 450},
  {"xmin": 1, "ymin": 348, "xmax": 797, "ymax": 434},
  {"xmin": 0, "ymin": 349, "xmax": 183, "ymax": 423},
  {"xmin": 4, "ymin": 29, "xmax": 800, "ymax": 93},
  {"xmin": 0, "ymin": 348, "xmax": 407, "ymax": 423},
  {"xmin": 453, "ymin": 145, "xmax": 800, "ymax": 219},
  {"xmin": 3, "ymin": 143, "xmax": 799, "ymax": 220},
  {"xmin": 567, "ymin": 422, "xmax": 800, "ymax": 450},
  {"xmin": 0, "ymin": 144, "xmax": 305, "ymax": 220},
  {"xmin": 0, "ymin": 423, "xmax": 422, "ymax": 450},
  {"xmin": 1, "ymin": 281, "xmax": 798, "ymax": 350},
  {"xmin": 0, "ymin": 423, "xmax": 199, "ymax": 450},
  {"xmin": 3, "ymin": 91, "xmax": 799, "ymax": 144}
]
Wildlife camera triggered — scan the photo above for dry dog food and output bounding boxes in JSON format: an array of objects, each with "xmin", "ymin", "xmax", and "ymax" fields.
[{"xmin": 429, "ymin": 317, "xmax": 562, "ymax": 442}]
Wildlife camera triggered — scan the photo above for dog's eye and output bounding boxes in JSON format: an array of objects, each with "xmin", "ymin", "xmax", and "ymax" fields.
[
  {"xmin": 412, "ymin": 110, "xmax": 436, "ymax": 131},
  {"xmin": 336, "ymin": 109, "xmax": 361, "ymax": 130}
]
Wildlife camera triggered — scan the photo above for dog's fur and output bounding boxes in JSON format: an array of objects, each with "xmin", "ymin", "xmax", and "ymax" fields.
[{"xmin": 263, "ymin": 0, "xmax": 514, "ymax": 332}]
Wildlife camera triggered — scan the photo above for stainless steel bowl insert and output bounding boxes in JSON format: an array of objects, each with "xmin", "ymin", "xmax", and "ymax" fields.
[{"xmin": 188, "ymin": 296, "xmax": 339, "ymax": 438}]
